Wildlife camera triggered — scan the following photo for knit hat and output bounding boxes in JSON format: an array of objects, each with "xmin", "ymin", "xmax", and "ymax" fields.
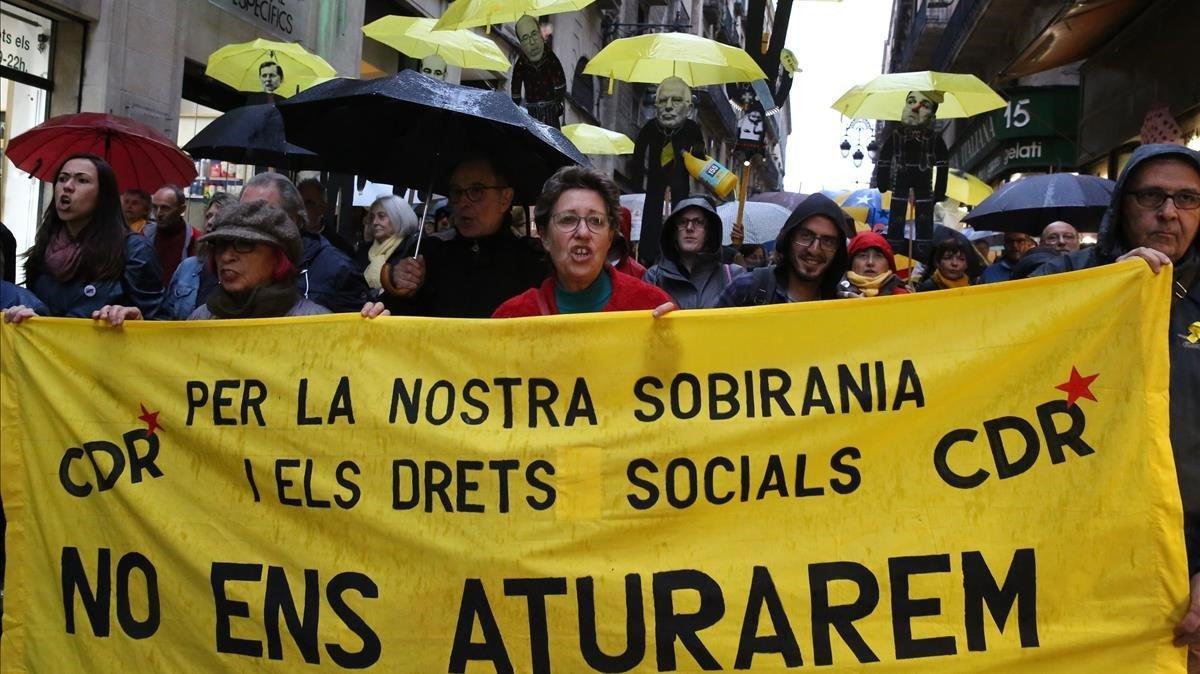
[
  {"xmin": 200, "ymin": 199, "xmax": 302, "ymax": 265},
  {"xmin": 847, "ymin": 231, "xmax": 897, "ymax": 272}
]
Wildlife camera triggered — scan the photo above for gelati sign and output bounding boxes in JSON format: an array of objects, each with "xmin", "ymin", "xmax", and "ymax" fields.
[{"xmin": 207, "ymin": 0, "xmax": 310, "ymax": 41}]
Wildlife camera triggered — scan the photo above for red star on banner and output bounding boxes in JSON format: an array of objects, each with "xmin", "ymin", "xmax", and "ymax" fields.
[
  {"xmin": 138, "ymin": 404, "xmax": 161, "ymax": 436},
  {"xmin": 1055, "ymin": 367, "xmax": 1099, "ymax": 408}
]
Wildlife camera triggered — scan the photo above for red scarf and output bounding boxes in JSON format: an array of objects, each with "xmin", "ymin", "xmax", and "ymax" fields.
[{"xmin": 44, "ymin": 228, "xmax": 83, "ymax": 281}]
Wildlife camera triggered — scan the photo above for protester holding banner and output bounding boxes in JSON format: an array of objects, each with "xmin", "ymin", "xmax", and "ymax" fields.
[
  {"xmin": 643, "ymin": 196, "xmax": 745, "ymax": 309},
  {"xmin": 492, "ymin": 166, "xmax": 672, "ymax": 317},
  {"xmin": 916, "ymin": 233, "xmax": 981, "ymax": 291},
  {"xmin": 2, "ymin": 154, "xmax": 163, "ymax": 324},
  {"xmin": 715, "ymin": 192, "xmax": 850, "ymax": 306},
  {"xmin": 838, "ymin": 231, "xmax": 910, "ymax": 297},
  {"xmin": 1032, "ymin": 146, "xmax": 1200, "ymax": 639}
]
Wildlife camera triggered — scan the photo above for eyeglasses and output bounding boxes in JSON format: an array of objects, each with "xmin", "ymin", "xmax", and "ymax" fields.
[
  {"xmin": 213, "ymin": 239, "xmax": 257, "ymax": 254},
  {"xmin": 447, "ymin": 184, "xmax": 505, "ymax": 203},
  {"xmin": 677, "ymin": 216, "xmax": 707, "ymax": 230},
  {"xmin": 551, "ymin": 213, "xmax": 609, "ymax": 234},
  {"xmin": 1127, "ymin": 188, "xmax": 1200, "ymax": 211},
  {"xmin": 791, "ymin": 229, "xmax": 841, "ymax": 253}
]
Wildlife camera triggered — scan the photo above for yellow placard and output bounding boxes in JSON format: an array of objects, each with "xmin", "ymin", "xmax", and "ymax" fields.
[{"xmin": 0, "ymin": 262, "xmax": 1190, "ymax": 672}]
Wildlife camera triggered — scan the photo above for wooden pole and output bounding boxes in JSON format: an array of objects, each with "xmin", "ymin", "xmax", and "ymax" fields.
[{"xmin": 732, "ymin": 160, "xmax": 751, "ymax": 246}]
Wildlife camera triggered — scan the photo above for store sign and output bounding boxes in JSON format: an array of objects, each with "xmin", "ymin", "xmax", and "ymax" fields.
[
  {"xmin": 0, "ymin": 2, "xmax": 53, "ymax": 79},
  {"xmin": 951, "ymin": 87, "xmax": 1079, "ymax": 171},
  {"xmin": 207, "ymin": 0, "xmax": 310, "ymax": 41},
  {"xmin": 977, "ymin": 137, "xmax": 1077, "ymax": 183}
]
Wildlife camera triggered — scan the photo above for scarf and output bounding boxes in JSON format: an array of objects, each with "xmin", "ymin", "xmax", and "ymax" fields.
[
  {"xmin": 364, "ymin": 236, "xmax": 404, "ymax": 290},
  {"xmin": 44, "ymin": 227, "xmax": 83, "ymax": 281},
  {"xmin": 205, "ymin": 279, "xmax": 299, "ymax": 319},
  {"xmin": 933, "ymin": 269, "xmax": 970, "ymax": 289},
  {"xmin": 846, "ymin": 270, "xmax": 894, "ymax": 297}
]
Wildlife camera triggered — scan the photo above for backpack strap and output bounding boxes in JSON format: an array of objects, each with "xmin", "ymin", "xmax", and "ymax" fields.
[{"xmin": 749, "ymin": 266, "xmax": 777, "ymax": 305}]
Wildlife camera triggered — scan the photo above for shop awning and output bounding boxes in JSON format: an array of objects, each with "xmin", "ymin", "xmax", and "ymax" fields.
[{"xmin": 1000, "ymin": 0, "xmax": 1147, "ymax": 80}]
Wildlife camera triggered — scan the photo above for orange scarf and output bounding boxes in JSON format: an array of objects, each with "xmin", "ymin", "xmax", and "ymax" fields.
[{"xmin": 932, "ymin": 269, "xmax": 969, "ymax": 289}]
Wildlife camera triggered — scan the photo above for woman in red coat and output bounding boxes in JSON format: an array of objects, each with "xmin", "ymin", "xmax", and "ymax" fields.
[{"xmin": 493, "ymin": 167, "xmax": 674, "ymax": 317}]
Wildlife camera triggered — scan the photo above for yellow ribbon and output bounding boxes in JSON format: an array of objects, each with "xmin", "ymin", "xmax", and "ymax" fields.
[{"xmin": 1187, "ymin": 322, "xmax": 1200, "ymax": 344}]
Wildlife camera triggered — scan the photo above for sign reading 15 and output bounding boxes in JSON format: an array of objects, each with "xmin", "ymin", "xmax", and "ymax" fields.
[{"xmin": 1004, "ymin": 98, "xmax": 1032, "ymax": 129}]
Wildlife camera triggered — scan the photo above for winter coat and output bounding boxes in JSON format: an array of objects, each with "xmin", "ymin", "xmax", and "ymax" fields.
[
  {"xmin": 384, "ymin": 226, "xmax": 548, "ymax": 318},
  {"xmin": 187, "ymin": 297, "xmax": 330, "ymax": 320},
  {"xmin": 298, "ymin": 231, "xmax": 370, "ymax": 313},
  {"xmin": 715, "ymin": 193, "xmax": 851, "ymax": 307},
  {"xmin": 27, "ymin": 233, "xmax": 163, "ymax": 318},
  {"xmin": 842, "ymin": 231, "xmax": 910, "ymax": 296},
  {"xmin": 1, "ymin": 281, "xmax": 48, "ymax": 314},
  {"xmin": 161, "ymin": 256, "xmax": 203, "ymax": 320},
  {"xmin": 1032, "ymin": 143, "xmax": 1200, "ymax": 575},
  {"xmin": 492, "ymin": 265, "xmax": 671, "ymax": 317},
  {"xmin": 644, "ymin": 197, "xmax": 745, "ymax": 309}
]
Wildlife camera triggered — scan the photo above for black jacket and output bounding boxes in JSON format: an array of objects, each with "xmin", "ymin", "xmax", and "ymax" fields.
[
  {"xmin": 1033, "ymin": 143, "xmax": 1200, "ymax": 575},
  {"xmin": 384, "ymin": 227, "xmax": 548, "ymax": 318},
  {"xmin": 716, "ymin": 193, "xmax": 850, "ymax": 307},
  {"xmin": 28, "ymin": 233, "xmax": 163, "ymax": 318},
  {"xmin": 644, "ymin": 196, "xmax": 744, "ymax": 309},
  {"xmin": 297, "ymin": 231, "xmax": 369, "ymax": 313}
]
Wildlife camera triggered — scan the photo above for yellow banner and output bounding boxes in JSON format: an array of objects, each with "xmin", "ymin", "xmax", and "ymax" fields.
[{"xmin": 0, "ymin": 263, "xmax": 1191, "ymax": 672}]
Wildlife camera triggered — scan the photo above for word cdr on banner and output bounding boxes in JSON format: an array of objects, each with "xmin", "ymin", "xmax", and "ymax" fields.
[{"xmin": 0, "ymin": 262, "xmax": 1190, "ymax": 673}]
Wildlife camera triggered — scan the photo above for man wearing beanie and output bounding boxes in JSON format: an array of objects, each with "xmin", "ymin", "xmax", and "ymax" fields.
[{"xmin": 838, "ymin": 231, "xmax": 910, "ymax": 297}]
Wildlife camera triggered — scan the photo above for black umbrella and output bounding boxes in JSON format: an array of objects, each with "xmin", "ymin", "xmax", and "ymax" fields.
[
  {"xmin": 962, "ymin": 173, "xmax": 1115, "ymax": 235},
  {"xmin": 182, "ymin": 104, "xmax": 323, "ymax": 170},
  {"xmin": 276, "ymin": 70, "xmax": 589, "ymax": 204}
]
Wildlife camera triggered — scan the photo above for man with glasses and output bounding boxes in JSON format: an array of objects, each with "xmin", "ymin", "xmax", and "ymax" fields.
[
  {"xmin": 1033, "ymin": 145, "xmax": 1200, "ymax": 660},
  {"xmin": 1040, "ymin": 221, "xmax": 1080, "ymax": 253},
  {"xmin": 382, "ymin": 157, "xmax": 547, "ymax": 317},
  {"xmin": 979, "ymin": 231, "xmax": 1036, "ymax": 284},
  {"xmin": 715, "ymin": 193, "xmax": 850, "ymax": 307},
  {"xmin": 643, "ymin": 196, "xmax": 744, "ymax": 309}
]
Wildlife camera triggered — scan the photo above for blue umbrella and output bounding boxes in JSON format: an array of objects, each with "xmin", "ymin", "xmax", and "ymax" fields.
[
  {"xmin": 962, "ymin": 174, "xmax": 1115, "ymax": 235},
  {"xmin": 182, "ymin": 104, "xmax": 323, "ymax": 170}
]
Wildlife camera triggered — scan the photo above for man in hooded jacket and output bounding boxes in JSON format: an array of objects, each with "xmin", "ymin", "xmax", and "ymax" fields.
[
  {"xmin": 644, "ymin": 196, "xmax": 745, "ymax": 309},
  {"xmin": 1032, "ymin": 144, "xmax": 1200, "ymax": 657},
  {"xmin": 715, "ymin": 193, "xmax": 850, "ymax": 306}
]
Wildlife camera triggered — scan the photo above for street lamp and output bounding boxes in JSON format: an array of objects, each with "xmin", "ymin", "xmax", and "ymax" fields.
[{"xmin": 840, "ymin": 119, "xmax": 876, "ymax": 166}]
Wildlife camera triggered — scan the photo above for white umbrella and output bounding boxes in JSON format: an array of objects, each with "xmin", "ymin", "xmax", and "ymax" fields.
[{"xmin": 716, "ymin": 201, "xmax": 791, "ymax": 248}]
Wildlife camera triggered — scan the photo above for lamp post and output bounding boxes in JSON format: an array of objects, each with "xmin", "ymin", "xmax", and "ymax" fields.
[{"xmin": 840, "ymin": 119, "xmax": 877, "ymax": 167}]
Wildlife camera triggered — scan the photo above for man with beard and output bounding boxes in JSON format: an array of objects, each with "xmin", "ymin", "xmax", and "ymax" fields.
[{"xmin": 715, "ymin": 193, "xmax": 850, "ymax": 306}]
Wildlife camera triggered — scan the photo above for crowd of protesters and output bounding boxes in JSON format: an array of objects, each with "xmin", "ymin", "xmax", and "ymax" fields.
[{"xmin": 1, "ymin": 144, "xmax": 1198, "ymax": 662}]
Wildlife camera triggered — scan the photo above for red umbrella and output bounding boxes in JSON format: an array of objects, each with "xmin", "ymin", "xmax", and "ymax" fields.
[{"xmin": 5, "ymin": 112, "xmax": 198, "ymax": 193}]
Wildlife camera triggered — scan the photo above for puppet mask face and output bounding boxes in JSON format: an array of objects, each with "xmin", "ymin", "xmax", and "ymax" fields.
[
  {"xmin": 655, "ymin": 77, "xmax": 693, "ymax": 129},
  {"xmin": 420, "ymin": 55, "xmax": 447, "ymax": 80},
  {"xmin": 516, "ymin": 16, "xmax": 545, "ymax": 62},
  {"xmin": 259, "ymin": 63, "xmax": 283, "ymax": 93},
  {"xmin": 901, "ymin": 90, "xmax": 936, "ymax": 127},
  {"xmin": 780, "ymin": 49, "xmax": 798, "ymax": 76}
]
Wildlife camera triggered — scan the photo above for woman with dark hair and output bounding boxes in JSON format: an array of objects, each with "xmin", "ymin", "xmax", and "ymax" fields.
[
  {"xmin": 2, "ymin": 154, "xmax": 162, "ymax": 323},
  {"xmin": 916, "ymin": 230, "xmax": 983, "ymax": 292},
  {"xmin": 493, "ymin": 166, "xmax": 673, "ymax": 317}
]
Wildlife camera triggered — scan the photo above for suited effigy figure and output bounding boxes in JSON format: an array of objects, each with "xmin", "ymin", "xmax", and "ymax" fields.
[
  {"xmin": 632, "ymin": 76, "xmax": 705, "ymax": 265},
  {"xmin": 510, "ymin": 15, "xmax": 566, "ymax": 127},
  {"xmin": 874, "ymin": 90, "xmax": 949, "ymax": 257}
]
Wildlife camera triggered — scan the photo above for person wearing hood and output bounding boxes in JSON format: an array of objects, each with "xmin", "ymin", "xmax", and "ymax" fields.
[
  {"xmin": 715, "ymin": 193, "xmax": 850, "ymax": 306},
  {"xmin": 915, "ymin": 227, "xmax": 983, "ymax": 291},
  {"xmin": 838, "ymin": 232, "xmax": 910, "ymax": 297},
  {"xmin": 643, "ymin": 196, "xmax": 745, "ymax": 309},
  {"xmin": 1031, "ymin": 145, "xmax": 1200, "ymax": 644}
]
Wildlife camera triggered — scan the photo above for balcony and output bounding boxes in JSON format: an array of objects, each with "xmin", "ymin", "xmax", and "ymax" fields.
[{"xmin": 896, "ymin": 0, "xmax": 951, "ymax": 71}]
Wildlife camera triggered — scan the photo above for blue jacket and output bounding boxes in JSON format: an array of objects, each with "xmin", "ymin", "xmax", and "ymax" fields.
[
  {"xmin": 298, "ymin": 232, "xmax": 369, "ymax": 313},
  {"xmin": 161, "ymin": 256, "xmax": 205, "ymax": 320},
  {"xmin": 0, "ymin": 281, "xmax": 48, "ymax": 314},
  {"xmin": 27, "ymin": 233, "xmax": 163, "ymax": 318}
]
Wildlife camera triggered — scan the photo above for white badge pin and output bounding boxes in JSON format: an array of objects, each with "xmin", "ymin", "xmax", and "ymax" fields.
[{"xmin": 83, "ymin": 284, "xmax": 97, "ymax": 297}]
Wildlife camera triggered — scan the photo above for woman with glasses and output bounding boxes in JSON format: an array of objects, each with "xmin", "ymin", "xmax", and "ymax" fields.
[
  {"xmin": 3, "ymin": 153, "xmax": 162, "ymax": 324},
  {"xmin": 492, "ymin": 166, "xmax": 674, "ymax": 317}
]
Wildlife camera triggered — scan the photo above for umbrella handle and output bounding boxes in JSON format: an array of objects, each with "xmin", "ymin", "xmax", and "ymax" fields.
[
  {"xmin": 412, "ymin": 172, "xmax": 437, "ymax": 259},
  {"xmin": 607, "ymin": 77, "xmax": 614, "ymax": 96}
]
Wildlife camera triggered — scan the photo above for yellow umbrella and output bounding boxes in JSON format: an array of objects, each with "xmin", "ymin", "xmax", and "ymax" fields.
[
  {"xmin": 364, "ymin": 17, "xmax": 510, "ymax": 71},
  {"xmin": 945, "ymin": 169, "xmax": 992, "ymax": 206},
  {"xmin": 561, "ymin": 124, "xmax": 635, "ymax": 155},
  {"xmin": 832, "ymin": 71, "xmax": 1006, "ymax": 120},
  {"xmin": 433, "ymin": 0, "xmax": 593, "ymax": 31},
  {"xmin": 584, "ymin": 32, "xmax": 767, "ymax": 94},
  {"xmin": 206, "ymin": 39, "xmax": 336, "ymax": 98}
]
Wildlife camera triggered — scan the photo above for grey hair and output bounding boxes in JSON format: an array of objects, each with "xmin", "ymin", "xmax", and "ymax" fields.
[
  {"xmin": 370, "ymin": 194, "xmax": 419, "ymax": 239},
  {"xmin": 244, "ymin": 172, "xmax": 307, "ymax": 230}
]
